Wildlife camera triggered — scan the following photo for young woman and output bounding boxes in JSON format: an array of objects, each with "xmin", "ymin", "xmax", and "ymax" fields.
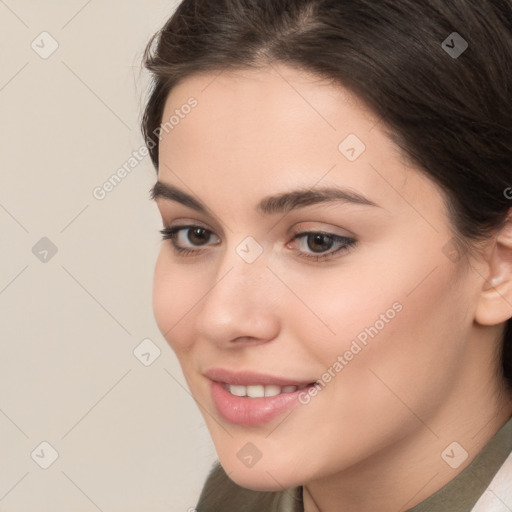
[{"xmin": 141, "ymin": 1, "xmax": 512, "ymax": 510}]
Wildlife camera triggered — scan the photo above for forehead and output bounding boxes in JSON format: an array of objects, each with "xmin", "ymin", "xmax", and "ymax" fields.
[
  {"xmin": 161, "ymin": 64, "xmax": 379, "ymax": 153},
  {"xmin": 157, "ymin": 64, "xmax": 440, "ymax": 218}
]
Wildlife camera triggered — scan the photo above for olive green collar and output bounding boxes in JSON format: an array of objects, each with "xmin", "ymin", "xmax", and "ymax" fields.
[{"xmin": 406, "ymin": 415, "xmax": 512, "ymax": 512}]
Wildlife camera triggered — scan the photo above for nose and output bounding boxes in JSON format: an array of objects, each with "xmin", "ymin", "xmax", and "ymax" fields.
[{"xmin": 194, "ymin": 245, "xmax": 281, "ymax": 349}]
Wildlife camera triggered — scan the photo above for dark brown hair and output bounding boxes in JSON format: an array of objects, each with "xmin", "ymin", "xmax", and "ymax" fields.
[{"xmin": 141, "ymin": 0, "xmax": 512, "ymax": 505}]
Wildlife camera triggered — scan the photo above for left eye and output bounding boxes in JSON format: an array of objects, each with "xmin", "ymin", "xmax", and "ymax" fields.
[{"xmin": 289, "ymin": 231, "xmax": 357, "ymax": 262}]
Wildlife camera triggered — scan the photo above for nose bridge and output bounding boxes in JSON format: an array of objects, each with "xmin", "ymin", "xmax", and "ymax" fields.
[
  {"xmin": 209, "ymin": 240, "xmax": 273, "ymax": 312},
  {"xmin": 215, "ymin": 234, "xmax": 273, "ymax": 298},
  {"xmin": 194, "ymin": 238, "xmax": 280, "ymax": 343}
]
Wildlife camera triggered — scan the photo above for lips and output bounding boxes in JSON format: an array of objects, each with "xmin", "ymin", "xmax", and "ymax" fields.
[
  {"xmin": 204, "ymin": 367, "xmax": 316, "ymax": 387},
  {"xmin": 205, "ymin": 368, "xmax": 318, "ymax": 425}
]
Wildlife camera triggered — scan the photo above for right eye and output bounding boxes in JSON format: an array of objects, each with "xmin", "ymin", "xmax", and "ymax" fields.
[{"xmin": 159, "ymin": 225, "xmax": 220, "ymax": 256}]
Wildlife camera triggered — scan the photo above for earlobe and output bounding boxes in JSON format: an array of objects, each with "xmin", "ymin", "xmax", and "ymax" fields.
[
  {"xmin": 488, "ymin": 275, "xmax": 505, "ymax": 288},
  {"xmin": 475, "ymin": 214, "xmax": 512, "ymax": 326}
]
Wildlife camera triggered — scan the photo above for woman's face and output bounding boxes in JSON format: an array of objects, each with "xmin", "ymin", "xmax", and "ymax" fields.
[{"xmin": 152, "ymin": 63, "xmax": 490, "ymax": 490}]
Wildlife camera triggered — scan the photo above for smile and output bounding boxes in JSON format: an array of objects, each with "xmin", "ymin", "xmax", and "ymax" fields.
[{"xmin": 223, "ymin": 383, "xmax": 311, "ymax": 397}]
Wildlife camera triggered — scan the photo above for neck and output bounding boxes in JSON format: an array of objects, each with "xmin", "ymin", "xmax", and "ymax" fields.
[{"xmin": 303, "ymin": 383, "xmax": 512, "ymax": 512}]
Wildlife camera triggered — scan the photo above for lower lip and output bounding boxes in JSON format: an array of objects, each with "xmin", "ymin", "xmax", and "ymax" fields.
[{"xmin": 210, "ymin": 380, "xmax": 314, "ymax": 426}]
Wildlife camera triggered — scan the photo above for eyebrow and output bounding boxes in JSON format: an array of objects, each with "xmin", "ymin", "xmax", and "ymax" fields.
[{"xmin": 150, "ymin": 181, "xmax": 380, "ymax": 215}]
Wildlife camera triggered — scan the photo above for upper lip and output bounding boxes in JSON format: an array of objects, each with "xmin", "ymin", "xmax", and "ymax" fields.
[{"xmin": 204, "ymin": 367, "xmax": 315, "ymax": 387}]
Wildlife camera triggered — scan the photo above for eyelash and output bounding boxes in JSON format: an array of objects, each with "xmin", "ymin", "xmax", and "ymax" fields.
[{"xmin": 159, "ymin": 225, "xmax": 357, "ymax": 263}]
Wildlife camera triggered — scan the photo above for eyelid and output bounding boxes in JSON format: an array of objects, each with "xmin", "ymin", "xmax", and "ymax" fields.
[
  {"xmin": 158, "ymin": 210, "xmax": 226, "ymax": 239},
  {"xmin": 163, "ymin": 217, "xmax": 211, "ymax": 230},
  {"xmin": 290, "ymin": 222, "xmax": 355, "ymax": 239}
]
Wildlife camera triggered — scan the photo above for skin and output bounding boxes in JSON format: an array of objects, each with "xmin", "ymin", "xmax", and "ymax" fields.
[{"xmin": 151, "ymin": 63, "xmax": 512, "ymax": 512}]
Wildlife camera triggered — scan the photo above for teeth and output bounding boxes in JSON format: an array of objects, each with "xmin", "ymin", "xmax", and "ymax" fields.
[
  {"xmin": 247, "ymin": 385, "xmax": 265, "ymax": 398},
  {"xmin": 229, "ymin": 385, "xmax": 247, "ymax": 397},
  {"xmin": 264, "ymin": 385, "xmax": 282, "ymax": 397},
  {"xmin": 226, "ymin": 383, "xmax": 301, "ymax": 397}
]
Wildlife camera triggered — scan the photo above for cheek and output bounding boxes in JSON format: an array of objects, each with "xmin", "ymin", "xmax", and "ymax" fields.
[
  {"xmin": 254, "ymin": 257, "xmax": 470, "ymax": 477},
  {"xmin": 152, "ymin": 249, "xmax": 200, "ymax": 353},
  {"xmin": 311, "ymin": 258, "xmax": 468, "ymax": 421},
  {"xmin": 284, "ymin": 234, "xmax": 469, "ymax": 397}
]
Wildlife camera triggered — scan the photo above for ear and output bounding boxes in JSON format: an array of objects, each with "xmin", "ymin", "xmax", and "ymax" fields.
[{"xmin": 474, "ymin": 213, "xmax": 512, "ymax": 326}]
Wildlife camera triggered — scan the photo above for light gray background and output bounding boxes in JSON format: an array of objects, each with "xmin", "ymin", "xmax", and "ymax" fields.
[{"xmin": 0, "ymin": 1, "xmax": 217, "ymax": 510}]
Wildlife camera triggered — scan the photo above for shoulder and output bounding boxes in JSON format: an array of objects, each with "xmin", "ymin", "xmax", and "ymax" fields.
[
  {"xmin": 471, "ymin": 451, "xmax": 512, "ymax": 512},
  {"xmin": 195, "ymin": 461, "xmax": 302, "ymax": 512}
]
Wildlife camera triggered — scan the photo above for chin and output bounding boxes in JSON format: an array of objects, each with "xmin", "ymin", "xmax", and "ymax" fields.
[
  {"xmin": 219, "ymin": 455, "xmax": 304, "ymax": 492},
  {"xmin": 227, "ymin": 471, "xmax": 295, "ymax": 492}
]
